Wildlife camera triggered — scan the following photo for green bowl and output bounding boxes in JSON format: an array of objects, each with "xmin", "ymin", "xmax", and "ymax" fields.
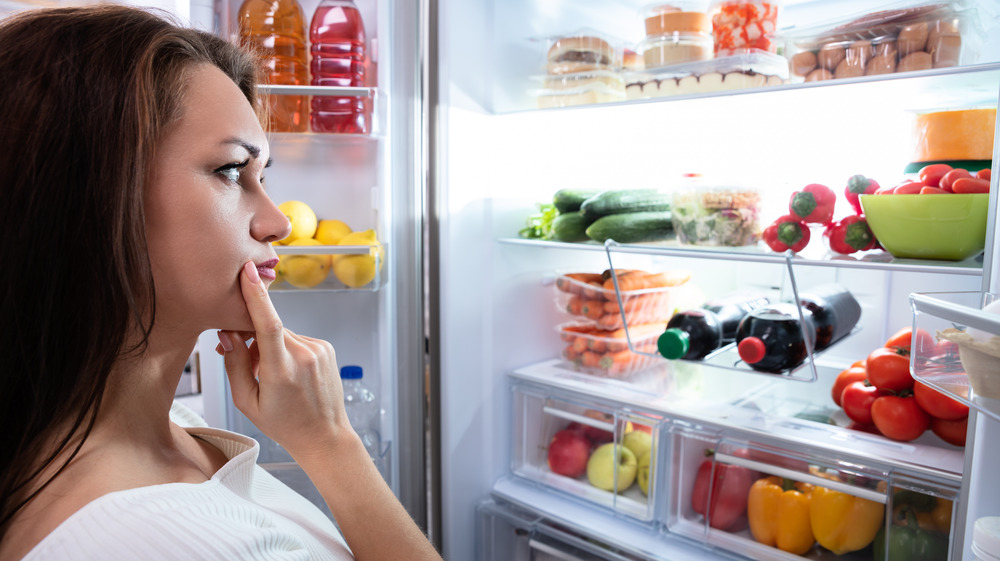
[{"xmin": 859, "ymin": 193, "xmax": 990, "ymax": 261}]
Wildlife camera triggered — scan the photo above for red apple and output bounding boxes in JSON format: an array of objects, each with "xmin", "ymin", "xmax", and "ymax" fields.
[{"xmin": 547, "ymin": 429, "xmax": 591, "ymax": 478}]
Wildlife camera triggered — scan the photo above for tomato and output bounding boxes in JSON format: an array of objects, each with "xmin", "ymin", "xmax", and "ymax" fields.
[
  {"xmin": 846, "ymin": 421, "xmax": 881, "ymax": 435},
  {"xmin": 691, "ymin": 451, "xmax": 755, "ymax": 530},
  {"xmin": 918, "ymin": 163, "xmax": 953, "ymax": 187},
  {"xmin": 841, "ymin": 381, "xmax": 884, "ymax": 425},
  {"xmin": 867, "ymin": 347, "xmax": 914, "ymax": 392},
  {"xmin": 913, "ymin": 381, "xmax": 969, "ymax": 420},
  {"xmin": 893, "ymin": 181, "xmax": 925, "ymax": 194},
  {"xmin": 931, "ymin": 415, "xmax": 968, "ymax": 447},
  {"xmin": 939, "ymin": 168, "xmax": 973, "ymax": 192},
  {"xmin": 832, "ymin": 365, "xmax": 868, "ymax": 407},
  {"xmin": 977, "ymin": 168, "xmax": 992, "ymax": 181},
  {"xmin": 884, "ymin": 327, "xmax": 935, "ymax": 353},
  {"xmin": 871, "ymin": 395, "xmax": 930, "ymax": 441}
]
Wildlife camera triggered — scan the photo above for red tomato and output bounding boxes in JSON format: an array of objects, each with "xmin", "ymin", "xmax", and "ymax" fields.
[
  {"xmin": 913, "ymin": 381, "xmax": 970, "ymax": 420},
  {"xmin": 931, "ymin": 415, "xmax": 968, "ymax": 447},
  {"xmin": 977, "ymin": 168, "xmax": 992, "ymax": 181},
  {"xmin": 940, "ymin": 168, "xmax": 973, "ymax": 192},
  {"xmin": 918, "ymin": 163, "xmax": 953, "ymax": 187},
  {"xmin": 841, "ymin": 381, "xmax": 884, "ymax": 425},
  {"xmin": 919, "ymin": 186, "xmax": 950, "ymax": 195},
  {"xmin": 893, "ymin": 181, "xmax": 925, "ymax": 194},
  {"xmin": 871, "ymin": 395, "xmax": 931, "ymax": 441},
  {"xmin": 691, "ymin": 453, "xmax": 755, "ymax": 530},
  {"xmin": 846, "ymin": 421, "xmax": 881, "ymax": 435},
  {"xmin": 867, "ymin": 347, "xmax": 914, "ymax": 392},
  {"xmin": 832, "ymin": 366, "xmax": 868, "ymax": 407},
  {"xmin": 884, "ymin": 327, "xmax": 935, "ymax": 353}
]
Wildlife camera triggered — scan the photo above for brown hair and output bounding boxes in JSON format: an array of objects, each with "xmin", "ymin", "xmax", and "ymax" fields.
[{"xmin": 0, "ymin": 5, "xmax": 264, "ymax": 538}]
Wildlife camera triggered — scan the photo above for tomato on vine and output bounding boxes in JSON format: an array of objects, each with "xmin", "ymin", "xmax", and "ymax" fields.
[
  {"xmin": 883, "ymin": 327, "xmax": 935, "ymax": 354},
  {"xmin": 871, "ymin": 395, "xmax": 930, "ymax": 441},
  {"xmin": 913, "ymin": 381, "xmax": 969, "ymax": 420},
  {"xmin": 866, "ymin": 347, "xmax": 913, "ymax": 392}
]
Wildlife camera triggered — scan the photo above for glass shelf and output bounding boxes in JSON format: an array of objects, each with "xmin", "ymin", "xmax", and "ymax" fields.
[
  {"xmin": 268, "ymin": 243, "xmax": 386, "ymax": 293},
  {"xmin": 258, "ymin": 84, "xmax": 375, "ymax": 98},
  {"xmin": 910, "ymin": 292, "xmax": 1000, "ymax": 423}
]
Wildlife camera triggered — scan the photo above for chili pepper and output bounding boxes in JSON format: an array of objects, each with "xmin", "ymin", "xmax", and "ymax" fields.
[
  {"xmin": 789, "ymin": 183, "xmax": 837, "ymax": 225},
  {"xmin": 763, "ymin": 215, "xmax": 810, "ymax": 253},
  {"xmin": 845, "ymin": 174, "xmax": 880, "ymax": 215},
  {"xmin": 809, "ymin": 484, "xmax": 884, "ymax": 554},
  {"xmin": 874, "ymin": 508, "xmax": 949, "ymax": 561},
  {"xmin": 748, "ymin": 476, "xmax": 815, "ymax": 555},
  {"xmin": 690, "ymin": 449, "xmax": 756, "ymax": 531},
  {"xmin": 824, "ymin": 215, "xmax": 876, "ymax": 254}
]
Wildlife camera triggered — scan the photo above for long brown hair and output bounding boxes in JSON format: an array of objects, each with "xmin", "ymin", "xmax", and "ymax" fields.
[{"xmin": 0, "ymin": 5, "xmax": 264, "ymax": 539}]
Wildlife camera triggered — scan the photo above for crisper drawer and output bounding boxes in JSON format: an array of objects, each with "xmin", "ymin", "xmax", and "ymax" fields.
[
  {"xmin": 667, "ymin": 427, "xmax": 960, "ymax": 561},
  {"xmin": 477, "ymin": 499, "xmax": 644, "ymax": 561},
  {"xmin": 511, "ymin": 381, "xmax": 666, "ymax": 522}
]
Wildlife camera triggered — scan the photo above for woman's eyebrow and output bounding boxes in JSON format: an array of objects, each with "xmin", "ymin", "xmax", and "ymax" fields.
[{"xmin": 222, "ymin": 137, "xmax": 261, "ymax": 159}]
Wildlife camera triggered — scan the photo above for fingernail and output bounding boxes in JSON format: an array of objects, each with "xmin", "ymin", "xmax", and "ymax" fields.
[
  {"xmin": 244, "ymin": 261, "xmax": 260, "ymax": 284},
  {"xmin": 217, "ymin": 331, "xmax": 234, "ymax": 352}
]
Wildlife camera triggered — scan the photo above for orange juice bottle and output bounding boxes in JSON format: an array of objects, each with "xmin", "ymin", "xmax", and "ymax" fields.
[{"xmin": 237, "ymin": 0, "xmax": 309, "ymax": 132}]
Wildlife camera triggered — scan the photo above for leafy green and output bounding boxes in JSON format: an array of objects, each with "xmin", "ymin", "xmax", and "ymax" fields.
[{"xmin": 518, "ymin": 203, "xmax": 558, "ymax": 240}]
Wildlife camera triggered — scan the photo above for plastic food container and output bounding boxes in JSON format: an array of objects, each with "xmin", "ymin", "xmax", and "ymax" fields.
[
  {"xmin": 542, "ymin": 31, "xmax": 625, "ymax": 75},
  {"xmin": 782, "ymin": 0, "xmax": 983, "ymax": 83},
  {"xmin": 625, "ymin": 49, "xmax": 786, "ymax": 99},
  {"xmin": 554, "ymin": 272, "xmax": 683, "ymax": 330},
  {"xmin": 638, "ymin": 32, "xmax": 714, "ymax": 69},
  {"xmin": 558, "ymin": 322, "xmax": 664, "ymax": 378},
  {"xmin": 709, "ymin": 0, "xmax": 781, "ymax": 55},
  {"xmin": 642, "ymin": 1, "xmax": 711, "ymax": 35},
  {"xmin": 671, "ymin": 188, "xmax": 762, "ymax": 246}
]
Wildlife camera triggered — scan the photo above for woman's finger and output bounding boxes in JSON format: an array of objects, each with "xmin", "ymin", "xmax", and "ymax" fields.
[
  {"xmin": 220, "ymin": 329, "xmax": 259, "ymax": 414},
  {"xmin": 237, "ymin": 261, "xmax": 285, "ymax": 365}
]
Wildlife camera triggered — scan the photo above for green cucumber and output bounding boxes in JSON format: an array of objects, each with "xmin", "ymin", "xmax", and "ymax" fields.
[
  {"xmin": 551, "ymin": 211, "xmax": 591, "ymax": 242},
  {"xmin": 553, "ymin": 189, "xmax": 602, "ymax": 214},
  {"xmin": 585, "ymin": 211, "xmax": 674, "ymax": 244},
  {"xmin": 579, "ymin": 189, "xmax": 672, "ymax": 220}
]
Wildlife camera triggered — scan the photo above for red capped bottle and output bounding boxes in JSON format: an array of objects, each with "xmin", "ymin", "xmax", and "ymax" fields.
[
  {"xmin": 736, "ymin": 303, "xmax": 816, "ymax": 373},
  {"xmin": 309, "ymin": 0, "xmax": 370, "ymax": 134}
]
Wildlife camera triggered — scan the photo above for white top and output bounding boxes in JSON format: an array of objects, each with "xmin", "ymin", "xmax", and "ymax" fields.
[{"xmin": 23, "ymin": 402, "xmax": 354, "ymax": 561}]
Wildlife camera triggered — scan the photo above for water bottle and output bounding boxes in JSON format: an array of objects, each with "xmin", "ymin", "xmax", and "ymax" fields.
[
  {"xmin": 340, "ymin": 365, "xmax": 380, "ymax": 457},
  {"xmin": 658, "ymin": 293, "xmax": 771, "ymax": 360},
  {"xmin": 309, "ymin": 0, "xmax": 370, "ymax": 134},
  {"xmin": 797, "ymin": 284, "xmax": 862, "ymax": 350},
  {"xmin": 237, "ymin": 0, "xmax": 309, "ymax": 132},
  {"xmin": 735, "ymin": 303, "xmax": 816, "ymax": 373}
]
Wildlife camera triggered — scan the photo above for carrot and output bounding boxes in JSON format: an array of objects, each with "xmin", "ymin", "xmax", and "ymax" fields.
[
  {"xmin": 603, "ymin": 292, "xmax": 672, "ymax": 315},
  {"xmin": 580, "ymin": 351, "xmax": 602, "ymax": 368},
  {"xmin": 919, "ymin": 186, "xmax": 950, "ymax": 195},
  {"xmin": 572, "ymin": 336, "xmax": 589, "ymax": 354},
  {"xmin": 599, "ymin": 347, "xmax": 658, "ymax": 378},
  {"xmin": 952, "ymin": 177, "xmax": 990, "ymax": 194},
  {"xmin": 559, "ymin": 323, "xmax": 597, "ymax": 342},
  {"xmin": 565, "ymin": 295, "xmax": 584, "ymax": 315},
  {"xmin": 600, "ymin": 269, "xmax": 645, "ymax": 291},
  {"xmin": 582, "ymin": 282, "xmax": 607, "ymax": 300},
  {"xmin": 605, "ymin": 270, "xmax": 692, "ymax": 293},
  {"xmin": 606, "ymin": 322, "xmax": 668, "ymax": 341},
  {"xmin": 556, "ymin": 273, "xmax": 603, "ymax": 294},
  {"xmin": 587, "ymin": 337, "xmax": 607, "ymax": 353},
  {"xmin": 597, "ymin": 308, "xmax": 672, "ymax": 330},
  {"xmin": 563, "ymin": 345, "xmax": 580, "ymax": 362},
  {"xmin": 581, "ymin": 299, "xmax": 606, "ymax": 320}
]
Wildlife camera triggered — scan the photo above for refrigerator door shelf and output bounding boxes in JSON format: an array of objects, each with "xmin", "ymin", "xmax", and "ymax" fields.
[
  {"xmin": 257, "ymin": 85, "xmax": 385, "ymax": 138},
  {"xmin": 511, "ymin": 381, "xmax": 665, "ymax": 522},
  {"xmin": 269, "ymin": 242, "xmax": 387, "ymax": 293},
  {"xmin": 910, "ymin": 291, "xmax": 1000, "ymax": 423}
]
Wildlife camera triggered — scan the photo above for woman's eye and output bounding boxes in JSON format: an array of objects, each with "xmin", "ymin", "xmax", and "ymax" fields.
[
  {"xmin": 214, "ymin": 159, "xmax": 250, "ymax": 184},
  {"xmin": 221, "ymin": 168, "xmax": 241, "ymax": 183}
]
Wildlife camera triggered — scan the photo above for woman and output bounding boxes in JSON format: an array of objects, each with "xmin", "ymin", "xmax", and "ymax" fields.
[{"xmin": 0, "ymin": 6, "xmax": 441, "ymax": 560}]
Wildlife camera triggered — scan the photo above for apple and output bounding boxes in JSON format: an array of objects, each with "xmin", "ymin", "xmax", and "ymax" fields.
[
  {"xmin": 586, "ymin": 443, "xmax": 637, "ymax": 492},
  {"xmin": 633, "ymin": 423, "xmax": 653, "ymax": 434},
  {"xmin": 637, "ymin": 451, "xmax": 652, "ymax": 495},
  {"xmin": 547, "ymin": 429, "xmax": 590, "ymax": 478},
  {"xmin": 581, "ymin": 409, "xmax": 634, "ymax": 444},
  {"xmin": 622, "ymin": 430, "xmax": 652, "ymax": 462}
]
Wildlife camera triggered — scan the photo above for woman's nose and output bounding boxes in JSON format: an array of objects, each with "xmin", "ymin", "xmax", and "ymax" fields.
[{"xmin": 252, "ymin": 198, "xmax": 293, "ymax": 243}]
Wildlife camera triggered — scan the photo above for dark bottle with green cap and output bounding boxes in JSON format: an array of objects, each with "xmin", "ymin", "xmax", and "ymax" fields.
[{"xmin": 658, "ymin": 309, "xmax": 724, "ymax": 360}]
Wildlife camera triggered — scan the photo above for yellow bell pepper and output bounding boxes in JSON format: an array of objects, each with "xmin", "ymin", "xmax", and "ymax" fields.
[
  {"xmin": 748, "ymin": 476, "xmax": 815, "ymax": 555},
  {"xmin": 810, "ymin": 485, "xmax": 885, "ymax": 555}
]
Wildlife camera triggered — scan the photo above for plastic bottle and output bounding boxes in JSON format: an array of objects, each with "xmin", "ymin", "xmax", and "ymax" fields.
[
  {"xmin": 309, "ymin": 0, "xmax": 370, "ymax": 134},
  {"xmin": 797, "ymin": 284, "xmax": 862, "ymax": 350},
  {"xmin": 340, "ymin": 365, "xmax": 380, "ymax": 457},
  {"xmin": 703, "ymin": 292, "xmax": 772, "ymax": 341},
  {"xmin": 735, "ymin": 303, "xmax": 816, "ymax": 373},
  {"xmin": 658, "ymin": 293, "xmax": 770, "ymax": 360},
  {"xmin": 237, "ymin": 0, "xmax": 309, "ymax": 132}
]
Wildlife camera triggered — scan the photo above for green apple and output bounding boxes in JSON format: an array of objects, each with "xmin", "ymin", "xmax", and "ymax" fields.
[
  {"xmin": 637, "ymin": 451, "xmax": 652, "ymax": 495},
  {"xmin": 586, "ymin": 443, "xmax": 637, "ymax": 492},
  {"xmin": 622, "ymin": 430, "xmax": 652, "ymax": 462}
]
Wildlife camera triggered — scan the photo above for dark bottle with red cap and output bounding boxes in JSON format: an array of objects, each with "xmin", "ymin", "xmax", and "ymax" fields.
[{"xmin": 735, "ymin": 303, "xmax": 816, "ymax": 373}]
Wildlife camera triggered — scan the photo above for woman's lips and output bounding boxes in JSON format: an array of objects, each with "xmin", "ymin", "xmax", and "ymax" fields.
[{"xmin": 257, "ymin": 258, "xmax": 279, "ymax": 282}]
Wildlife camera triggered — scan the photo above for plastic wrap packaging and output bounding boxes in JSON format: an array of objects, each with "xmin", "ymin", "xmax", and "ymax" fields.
[{"xmin": 532, "ymin": 30, "xmax": 628, "ymax": 108}]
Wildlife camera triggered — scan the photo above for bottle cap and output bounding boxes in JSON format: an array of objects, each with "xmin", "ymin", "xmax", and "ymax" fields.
[
  {"xmin": 657, "ymin": 328, "xmax": 690, "ymax": 359},
  {"xmin": 340, "ymin": 365, "xmax": 364, "ymax": 379},
  {"xmin": 737, "ymin": 337, "xmax": 766, "ymax": 364}
]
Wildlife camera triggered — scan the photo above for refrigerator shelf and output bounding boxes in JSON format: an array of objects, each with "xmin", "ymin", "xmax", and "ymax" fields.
[
  {"xmin": 910, "ymin": 291, "xmax": 1000, "ymax": 423},
  {"xmin": 257, "ymin": 84, "xmax": 375, "ymax": 98},
  {"xmin": 268, "ymin": 243, "xmax": 386, "ymax": 293}
]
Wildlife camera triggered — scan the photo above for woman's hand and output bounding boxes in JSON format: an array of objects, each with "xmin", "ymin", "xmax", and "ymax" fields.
[{"xmin": 216, "ymin": 261, "xmax": 353, "ymax": 461}]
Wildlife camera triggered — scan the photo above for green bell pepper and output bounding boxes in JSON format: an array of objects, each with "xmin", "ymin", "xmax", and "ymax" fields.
[{"xmin": 874, "ymin": 507, "xmax": 949, "ymax": 561}]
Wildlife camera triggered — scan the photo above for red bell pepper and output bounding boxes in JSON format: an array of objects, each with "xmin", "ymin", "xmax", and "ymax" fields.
[
  {"xmin": 763, "ymin": 215, "xmax": 811, "ymax": 253},
  {"xmin": 824, "ymin": 215, "xmax": 876, "ymax": 254},
  {"xmin": 844, "ymin": 175, "xmax": 880, "ymax": 215},
  {"xmin": 789, "ymin": 183, "xmax": 836, "ymax": 225},
  {"xmin": 691, "ymin": 449, "xmax": 756, "ymax": 531}
]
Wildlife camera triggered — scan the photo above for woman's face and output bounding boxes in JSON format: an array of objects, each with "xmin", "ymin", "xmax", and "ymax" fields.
[{"xmin": 144, "ymin": 64, "xmax": 290, "ymax": 335}]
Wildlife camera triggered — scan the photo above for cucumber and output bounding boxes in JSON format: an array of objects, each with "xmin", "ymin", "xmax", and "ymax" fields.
[
  {"xmin": 585, "ymin": 211, "xmax": 674, "ymax": 244},
  {"xmin": 579, "ymin": 189, "xmax": 672, "ymax": 220},
  {"xmin": 553, "ymin": 188, "xmax": 602, "ymax": 214},
  {"xmin": 551, "ymin": 211, "xmax": 591, "ymax": 242}
]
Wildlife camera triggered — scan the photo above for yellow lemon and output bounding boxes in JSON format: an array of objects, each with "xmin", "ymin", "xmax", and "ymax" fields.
[
  {"xmin": 277, "ymin": 200, "xmax": 318, "ymax": 245},
  {"xmin": 279, "ymin": 239, "xmax": 331, "ymax": 288},
  {"xmin": 314, "ymin": 219, "xmax": 352, "ymax": 245},
  {"xmin": 336, "ymin": 229, "xmax": 383, "ymax": 268},
  {"xmin": 332, "ymin": 255, "xmax": 377, "ymax": 288}
]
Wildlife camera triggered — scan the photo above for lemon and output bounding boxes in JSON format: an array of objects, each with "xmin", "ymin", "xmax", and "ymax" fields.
[
  {"xmin": 336, "ymin": 229, "xmax": 383, "ymax": 266},
  {"xmin": 277, "ymin": 200, "xmax": 318, "ymax": 245},
  {"xmin": 314, "ymin": 219, "xmax": 352, "ymax": 245},
  {"xmin": 332, "ymin": 229, "xmax": 383, "ymax": 288},
  {"xmin": 279, "ymin": 238, "xmax": 331, "ymax": 289}
]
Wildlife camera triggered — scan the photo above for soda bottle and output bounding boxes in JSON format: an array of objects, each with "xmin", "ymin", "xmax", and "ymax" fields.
[
  {"xmin": 309, "ymin": 0, "xmax": 370, "ymax": 134},
  {"xmin": 658, "ymin": 310, "xmax": 723, "ymax": 360},
  {"xmin": 703, "ymin": 292, "xmax": 772, "ymax": 341},
  {"xmin": 340, "ymin": 365, "xmax": 380, "ymax": 457},
  {"xmin": 735, "ymin": 303, "xmax": 816, "ymax": 373},
  {"xmin": 237, "ymin": 0, "xmax": 309, "ymax": 132},
  {"xmin": 798, "ymin": 284, "xmax": 861, "ymax": 350}
]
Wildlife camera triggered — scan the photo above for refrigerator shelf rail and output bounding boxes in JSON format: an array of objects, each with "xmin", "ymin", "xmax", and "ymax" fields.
[
  {"xmin": 257, "ymin": 84, "xmax": 374, "ymax": 97},
  {"xmin": 910, "ymin": 291, "xmax": 1000, "ymax": 423},
  {"xmin": 268, "ymin": 243, "xmax": 386, "ymax": 293}
]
